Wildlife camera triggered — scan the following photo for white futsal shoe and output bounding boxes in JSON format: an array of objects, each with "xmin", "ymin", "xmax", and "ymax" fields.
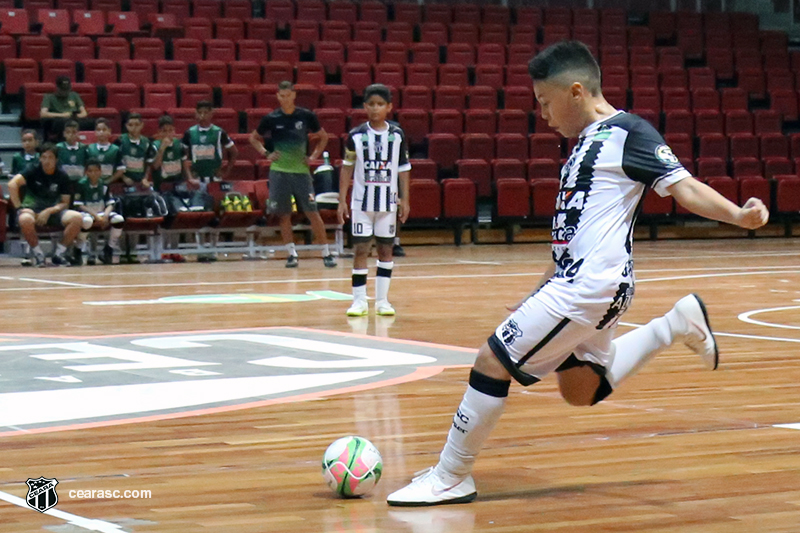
[
  {"xmin": 672, "ymin": 294, "xmax": 719, "ymax": 370},
  {"xmin": 346, "ymin": 299, "xmax": 369, "ymax": 317},
  {"xmin": 375, "ymin": 299, "xmax": 396, "ymax": 316},
  {"xmin": 387, "ymin": 466, "xmax": 477, "ymax": 507}
]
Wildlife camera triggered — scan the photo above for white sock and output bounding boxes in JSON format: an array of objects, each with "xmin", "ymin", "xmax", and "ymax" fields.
[
  {"xmin": 438, "ymin": 385, "xmax": 507, "ymax": 478},
  {"xmin": 78, "ymin": 232, "xmax": 89, "ymax": 252},
  {"xmin": 109, "ymin": 227, "xmax": 122, "ymax": 249},
  {"xmin": 352, "ymin": 268, "xmax": 368, "ymax": 303},
  {"xmin": 375, "ymin": 260, "xmax": 393, "ymax": 302},
  {"xmin": 56, "ymin": 243, "xmax": 67, "ymax": 255},
  {"xmin": 32, "ymin": 244, "xmax": 43, "ymax": 256},
  {"xmin": 394, "ymin": 236, "xmax": 401, "ymax": 245},
  {"xmin": 322, "ymin": 244, "xmax": 330, "ymax": 257},
  {"xmin": 606, "ymin": 309, "xmax": 682, "ymax": 389},
  {"xmin": 286, "ymin": 242, "xmax": 297, "ymax": 257}
]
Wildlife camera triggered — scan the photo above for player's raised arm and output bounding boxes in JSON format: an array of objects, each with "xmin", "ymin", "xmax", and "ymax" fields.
[{"xmin": 667, "ymin": 177, "xmax": 769, "ymax": 230}]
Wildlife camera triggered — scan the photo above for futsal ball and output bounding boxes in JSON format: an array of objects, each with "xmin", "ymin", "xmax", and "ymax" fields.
[{"xmin": 322, "ymin": 436, "xmax": 383, "ymax": 498}]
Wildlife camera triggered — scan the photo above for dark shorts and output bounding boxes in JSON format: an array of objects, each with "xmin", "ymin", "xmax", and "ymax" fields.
[
  {"xmin": 268, "ymin": 170, "xmax": 318, "ymax": 215},
  {"xmin": 18, "ymin": 198, "xmax": 65, "ymax": 227}
]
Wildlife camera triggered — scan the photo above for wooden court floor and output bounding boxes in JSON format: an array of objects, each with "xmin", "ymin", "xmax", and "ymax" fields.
[{"xmin": 0, "ymin": 238, "xmax": 799, "ymax": 532}]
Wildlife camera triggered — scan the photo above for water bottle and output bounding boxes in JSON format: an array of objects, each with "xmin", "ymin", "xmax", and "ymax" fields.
[{"xmin": 313, "ymin": 151, "xmax": 334, "ymax": 195}]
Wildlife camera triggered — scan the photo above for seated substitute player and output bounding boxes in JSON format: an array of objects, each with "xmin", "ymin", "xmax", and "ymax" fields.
[
  {"xmin": 8, "ymin": 143, "xmax": 84, "ymax": 267},
  {"xmin": 73, "ymin": 160, "xmax": 124, "ymax": 265},
  {"xmin": 12, "ymin": 129, "xmax": 41, "ymax": 175},
  {"xmin": 387, "ymin": 41, "xmax": 770, "ymax": 506},
  {"xmin": 86, "ymin": 118, "xmax": 124, "ymax": 183},
  {"xmin": 337, "ymin": 84, "xmax": 411, "ymax": 317}
]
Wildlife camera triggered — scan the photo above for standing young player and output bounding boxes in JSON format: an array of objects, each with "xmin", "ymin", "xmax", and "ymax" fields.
[
  {"xmin": 337, "ymin": 84, "xmax": 411, "ymax": 317},
  {"xmin": 56, "ymin": 120, "xmax": 88, "ymax": 183},
  {"xmin": 115, "ymin": 112, "xmax": 151, "ymax": 188},
  {"xmin": 86, "ymin": 118, "xmax": 124, "ymax": 183},
  {"xmin": 249, "ymin": 81, "xmax": 337, "ymax": 268},
  {"xmin": 182, "ymin": 101, "xmax": 238, "ymax": 187},
  {"xmin": 387, "ymin": 41, "xmax": 770, "ymax": 506}
]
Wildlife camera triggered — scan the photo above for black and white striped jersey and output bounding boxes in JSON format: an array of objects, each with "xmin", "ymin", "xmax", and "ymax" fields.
[
  {"xmin": 539, "ymin": 111, "xmax": 691, "ymax": 322},
  {"xmin": 343, "ymin": 122, "xmax": 412, "ymax": 213}
]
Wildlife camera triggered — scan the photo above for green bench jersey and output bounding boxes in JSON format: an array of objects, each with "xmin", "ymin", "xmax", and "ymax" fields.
[
  {"xmin": 116, "ymin": 134, "xmax": 151, "ymax": 183},
  {"xmin": 56, "ymin": 142, "xmax": 88, "ymax": 181},
  {"xmin": 12, "ymin": 152, "xmax": 40, "ymax": 175},
  {"xmin": 73, "ymin": 177, "xmax": 114, "ymax": 213},
  {"xmin": 182, "ymin": 125, "xmax": 233, "ymax": 179},
  {"xmin": 86, "ymin": 143, "xmax": 124, "ymax": 183},
  {"xmin": 146, "ymin": 138, "xmax": 185, "ymax": 189}
]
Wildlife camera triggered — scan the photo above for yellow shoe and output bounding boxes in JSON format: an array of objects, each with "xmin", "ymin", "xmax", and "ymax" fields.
[{"xmin": 346, "ymin": 300, "xmax": 369, "ymax": 317}]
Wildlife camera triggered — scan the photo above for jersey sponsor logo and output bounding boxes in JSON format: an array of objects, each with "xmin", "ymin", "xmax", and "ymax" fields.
[
  {"xmin": 552, "ymin": 249, "xmax": 584, "ymax": 283},
  {"xmin": 161, "ymin": 160, "xmax": 182, "ymax": 176},
  {"xmin": 0, "ymin": 328, "xmax": 475, "ymax": 435},
  {"xmin": 123, "ymin": 157, "xmax": 145, "ymax": 171},
  {"xmin": 192, "ymin": 145, "xmax": 216, "ymax": 160},
  {"xmin": 364, "ymin": 160, "xmax": 391, "ymax": 171},
  {"xmin": 295, "ymin": 121, "xmax": 303, "ymax": 130},
  {"xmin": 655, "ymin": 144, "xmax": 680, "ymax": 167},
  {"xmin": 500, "ymin": 319, "xmax": 523, "ymax": 345}
]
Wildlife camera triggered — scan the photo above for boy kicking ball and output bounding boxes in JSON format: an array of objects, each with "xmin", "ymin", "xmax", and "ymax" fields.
[{"xmin": 338, "ymin": 84, "xmax": 411, "ymax": 317}]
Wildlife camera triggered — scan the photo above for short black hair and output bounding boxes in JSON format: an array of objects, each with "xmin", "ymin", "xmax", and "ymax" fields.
[
  {"xmin": 95, "ymin": 117, "xmax": 110, "ymax": 129},
  {"xmin": 64, "ymin": 119, "xmax": 79, "ymax": 130},
  {"xmin": 277, "ymin": 80, "xmax": 294, "ymax": 91},
  {"xmin": 196, "ymin": 100, "xmax": 213, "ymax": 111},
  {"xmin": 127, "ymin": 112, "xmax": 142, "ymax": 122},
  {"xmin": 40, "ymin": 142, "xmax": 58, "ymax": 157},
  {"xmin": 363, "ymin": 83, "xmax": 392, "ymax": 104},
  {"xmin": 21, "ymin": 129, "xmax": 38, "ymax": 140},
  {"xmin": 528, "ymin": 41, "xmax": 602, "ymax": 96},
  {"xmin": 84, "ymin": 159, "xmax": 101, "ymax": 169},
  {"xmin": 158, "ymin": 115, "xmax": 174, "ymax": 128}
]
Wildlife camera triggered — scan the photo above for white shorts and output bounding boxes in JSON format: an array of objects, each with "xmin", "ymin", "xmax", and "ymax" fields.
[
  {"xmin": 489, "ymin": 281, "xmax": 627, "ymax": 386},
  {"xmin": 351, "ymin": 210, "xmax": 397, "ymax": 240}
]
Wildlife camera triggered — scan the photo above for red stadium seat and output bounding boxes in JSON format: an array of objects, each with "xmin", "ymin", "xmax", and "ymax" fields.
[
  {"xmin": 180, "ymin": 83, "xmax": 213, "ymax": 108},
  {"xmin": 442, "ymin": 178, "xmax": 476, "ymax": 222},
  {"xmin": 463, "ymin": 109, "xmax": 497, "ymax": 135},
  {"xmin": 19, "ymin": 36, "xmax": 53, "ymax": 62},
  {"xmin": 354, "ymin": 21, "xmax": 381, "ymax": 43},
  {"xmin": 397, "ymin": 109, "xmax": 430, "ymax": 146},
  {"xmin": 341, "ymin": 63, "xmax": 372, "ymax": 96},
  {"xmin": 246, "ymin": 19, "xmax": 275, "ymax": 42},
  {"xmin": 119, "ymin": 59, "xmax": 153, "ymax": 84},
  {"xmin": 41, "ymin": 59, "xmax": 74, "ymax": 84},
  {"xmin": 456, "ymin": 159, "xmax": 492, "ymax": 197},
  {"xmin": 495, "ymin": 133, "xmax": 528, "ymax": 160},
  {"xmin": 83, "ymin": 59, "xmax": 116, "ymax": 86},
  {"xmin": 408, "ymin": 180, "xmax": 441, "ymax": 221},
  {"xmin": 230, "ymin": 61, "xmax": 261, "ymax": 86},
  {"xmin": 699, "ymin": 133, "xmax": 729, "ymax": 160},
  {"xmin": 320, "ymin": 85, "xmax": 350, "ymax": 109},
  {"xmin": 530, "ymin": 178, "xmax": 559, "ymax": 218},
  {"xmin": 23, "ymin": 82, "xmax": 55, "ymax": 120},
  {"xmin": 97, "ymin": 36, "xmax": 130, "ymax": 61},
  {"xmin": 428, "ymin": 133, "xmax": 461, "ymax": 170},
  {"xmin": 401, "ymin": 86, "xmax": 432, "ymax": 111},
  {"xmin": 497, "ymin": 178, "xmax": 530, "ymax": 219},
  {"xmin": 106, "ymin": 83, "xmax": 141, "ymax": 111},
  {"xmin": 347, "ymin": 41, "xmax": 377, "ymax": 65},
  {"xmin": 197, "ymin": 60, "xmax": 228, "ymax": 85},
  {"xmin": 434, "ymin": 86, "xmax": 465, "ymax": 111},
  {"xmin": 729, "ymin": 133, "xmax": 758, "ymax": 160},
  {"xmin": 461, "ymin": 134, "xmax": 494, "ymax": 161},
  {"xmin": 155, "ymin": 60, "xmax": 189, "ymax": 85},
  {"xmin": 468, "ymin": 86, "xmax": 497, "ymax": 111},
  {"xmin": 498, "ymin": 110, "xmax": 529, "ymax": 135},
  {"xmin": 220, "ymin": 84, "xmax": 253, "ymax": 110}
]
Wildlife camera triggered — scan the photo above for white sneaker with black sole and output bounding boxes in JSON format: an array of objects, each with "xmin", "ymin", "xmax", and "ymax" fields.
[
  {"xmin": 672, "ymin": 294, "xmax": 719, "ymax": 370},
  {"xmin": 387, "ymin": 466, "xmax": 477, "ymax": 507}
]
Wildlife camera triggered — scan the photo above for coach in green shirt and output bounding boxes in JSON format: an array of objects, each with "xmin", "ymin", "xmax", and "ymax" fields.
[{"xmin": 40, "ymin": 77, "xmax": 88, "ymax": 142}]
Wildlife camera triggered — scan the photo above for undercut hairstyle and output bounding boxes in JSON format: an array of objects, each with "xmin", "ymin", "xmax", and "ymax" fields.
[
  {"xmin": 196, "ymin": 100, "xmax": 213, "ymax": 111},
  {"xmin": 158, "ymin": 115, "xmax": 174, "ymax": 128},
  {"xmin": 127, "ymin": 112, "xmax": 142, "ymax": 122},
  {"xmin": 95, "ymin": 117, "xmax": 109, "ymax": 129},
  {"xmin": 277, "ymin": 80, "xmax": 294, "ymax": 91},
  {"xmin": 84, "ymin": 159, "xmax": 101, "ymax": 169},
  {"xmin": 528, "ymin": 41, "xmax": 602, "ymax": 96},
  {"xmin": 64, "ymin": 119, "xmax": 79, "ymax": 130},
  {"xmin": 363, "ymin": 83, "xmax": 392, "ymax": 104},
  {"xmin": 40, "ymin": 143, "xmax": 58, "ymax": 157}
]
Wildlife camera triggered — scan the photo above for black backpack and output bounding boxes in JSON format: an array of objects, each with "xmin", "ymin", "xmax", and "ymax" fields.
[{"xmin": 119, "ymin": 191, "xmax": 169, "ymax": 219}]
